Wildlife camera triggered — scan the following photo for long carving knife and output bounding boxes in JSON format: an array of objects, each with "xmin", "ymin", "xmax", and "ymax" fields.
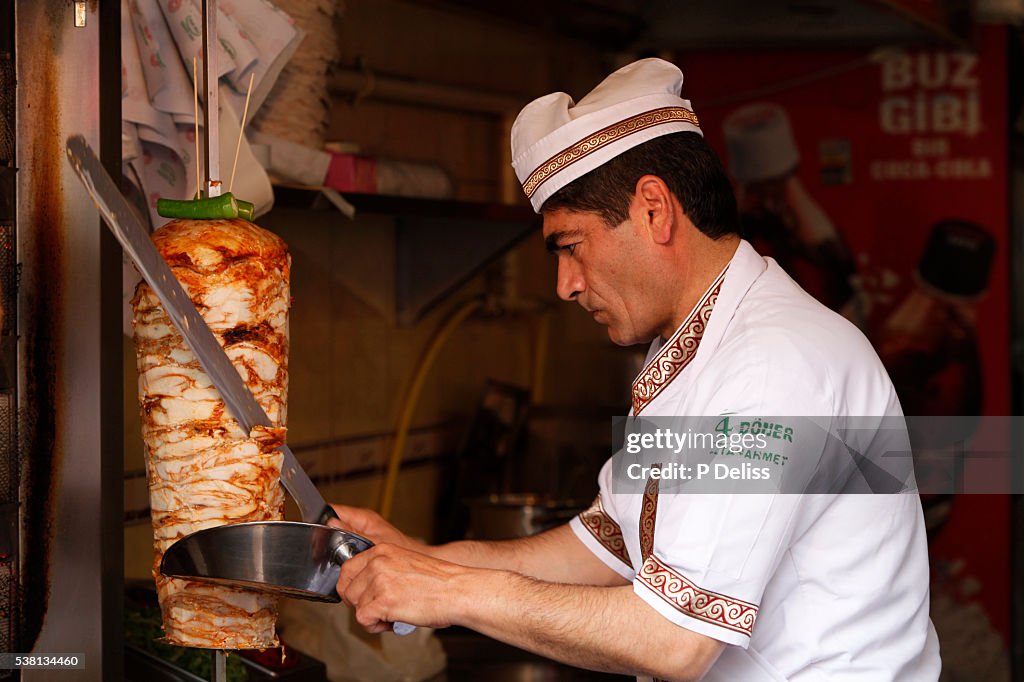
[{"xmin": 66, "ymin": 135, "xmax": 335, "ymax": 526}]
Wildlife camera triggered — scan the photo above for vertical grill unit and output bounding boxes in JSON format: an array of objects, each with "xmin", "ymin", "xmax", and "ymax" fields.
[{"xmin": 0, "ymin": 0, "xmax": 19, "ymax": 670}]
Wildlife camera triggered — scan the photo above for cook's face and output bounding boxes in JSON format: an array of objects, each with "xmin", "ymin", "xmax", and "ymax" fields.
[{"xmin": 543, "ymin": 208, "xmax": 657, "ymax": 346}]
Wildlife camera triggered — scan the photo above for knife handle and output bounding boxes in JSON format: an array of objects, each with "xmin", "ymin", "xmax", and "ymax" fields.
[
  {"xmin": 330, "ymin": 535, "xmax": 417, "ymax": 637},
  {"xmin": 315, "ymin": 504, "xmax": 340, "ymax": 526}
]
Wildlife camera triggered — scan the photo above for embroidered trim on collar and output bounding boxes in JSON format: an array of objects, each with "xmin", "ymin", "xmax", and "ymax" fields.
[
  {"xmin": 521, "ymin": 107, "xmax": 700, "ymax": 200},
  {"xmin": 637, "ymin": 555, "xmax": 759, "ymax": 638},
  {"xmin": 631, "ymin": 267, "xmax": 727, "ymax": 415},
  {"xmin": 577, "ymin": 495, "xmax": 632, "ymax": 568}
]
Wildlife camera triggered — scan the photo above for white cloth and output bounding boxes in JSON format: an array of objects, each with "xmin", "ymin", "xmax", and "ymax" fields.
[
  {"xmin": 510, "ymin": 58, "xmax": 702, "ymax": 212},
  {"xmin": 121, "ymin": 0, "xmax": 301, "ymax": 226},
  {"xmin": 570, "ymin": 240, "xmax": 940, "ymax": 681}
]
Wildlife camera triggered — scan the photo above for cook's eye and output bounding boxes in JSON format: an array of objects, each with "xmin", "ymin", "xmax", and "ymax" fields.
[{"xmin": 564, "ymin": 243, "xmax": 579, "ymax": 256}]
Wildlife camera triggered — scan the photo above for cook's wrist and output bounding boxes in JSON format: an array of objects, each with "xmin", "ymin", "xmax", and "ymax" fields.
[
  {"xmin": 401, "ymin": 533, "xmax": 429, "ymax": 553},
  {"xmin": 418, "ymin": 540, "xmax": 444, "ymax": 560},
  {"xmin": 449, "ymin": 565, "xmax": 503, "ymax": 629},
  {"xmin": 425, "ymin": 539, "xmax": 463, "ymax": 562}
]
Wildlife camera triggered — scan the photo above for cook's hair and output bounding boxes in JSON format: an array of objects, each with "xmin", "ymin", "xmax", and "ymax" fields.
[{"xmin": 540, "ymin": 132, "xmax": 740, "ymax": 239}]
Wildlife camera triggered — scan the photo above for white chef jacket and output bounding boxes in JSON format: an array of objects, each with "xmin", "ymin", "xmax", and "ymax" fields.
[{"xmin": 570, "ymin": 240, "xmax": 940, "ymax": 681}]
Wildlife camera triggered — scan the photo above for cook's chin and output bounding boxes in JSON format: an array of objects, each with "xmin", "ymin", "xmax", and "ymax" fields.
[
  {"xmin": 606, "ymin": 325, "xmax": 655, "ymax": 348},
  {"xmin": 604, "ymin": 324, "xmax": 632, "ymax": 347},
  {"xmin": 608, "ymin": 331, "xmax": 635, "ymax": 347},
  {"xmin": 591, "ymin": 312, "xmax": 638, "ymax": 346}
]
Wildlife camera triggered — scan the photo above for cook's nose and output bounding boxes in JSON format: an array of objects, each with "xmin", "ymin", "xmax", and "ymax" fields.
[{"xmin": 556, "ymin": 258, "xmax": 585, "ymax": 302}]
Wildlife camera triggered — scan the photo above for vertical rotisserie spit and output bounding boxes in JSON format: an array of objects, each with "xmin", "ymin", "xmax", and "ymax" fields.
[{"xmin": 131, "ymin": 218, "xmax": 290, "ymax": 649}]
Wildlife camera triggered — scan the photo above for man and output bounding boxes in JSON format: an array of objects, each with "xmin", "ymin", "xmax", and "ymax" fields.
[{"xmin": 333, "ymin": 59, "xmax": 940, "ymax": 681}]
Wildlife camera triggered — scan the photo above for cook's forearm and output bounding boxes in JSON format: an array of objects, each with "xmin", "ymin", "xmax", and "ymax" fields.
[
  {"xmin": 430, "ymin": 536, "xmax": 544, "ymax": 575},
  {"xmin": 450, "ymin": 570, "xmax": 719, "ymax": 682},
  {"xmin": 431, "ymin": 524, "xmax": 623, "ymax": 585}
]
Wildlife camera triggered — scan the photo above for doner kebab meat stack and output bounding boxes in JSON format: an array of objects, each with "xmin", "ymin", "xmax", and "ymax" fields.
[{"xmin": 131, "ymin": 218, "xmax": 290, "ymax": 649}]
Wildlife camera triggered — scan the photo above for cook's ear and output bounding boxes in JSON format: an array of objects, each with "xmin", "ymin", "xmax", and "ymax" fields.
[{"xmin": 633, "ymin": 175, "xmax": 674, "ymax": 245}]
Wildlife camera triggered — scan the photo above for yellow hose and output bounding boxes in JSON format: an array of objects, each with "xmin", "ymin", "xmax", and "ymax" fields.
[{"xmin": 378, "ymin": 297, "xmax": 484, "ymax": 520}]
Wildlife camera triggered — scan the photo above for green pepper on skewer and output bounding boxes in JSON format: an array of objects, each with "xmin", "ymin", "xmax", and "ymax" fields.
[
  {"xmin": 156, "ymin": 192, "xmax": 255, "ymax": 221},
  {"xmin": 237, "ymin": 199, "xmax": 255, "ymax": 221}
]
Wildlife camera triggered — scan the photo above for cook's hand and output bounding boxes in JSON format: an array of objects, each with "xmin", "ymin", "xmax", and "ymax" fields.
[
  {"xmin": 328, "ymin": 504, "xmax": 424, "ymax": 551},
  {"xmin": 338, "ymin": 543, "xmax": 480, "ymax": 633}
]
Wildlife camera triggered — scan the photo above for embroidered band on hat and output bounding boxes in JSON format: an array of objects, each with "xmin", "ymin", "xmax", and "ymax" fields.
[{"xmin": 511, "ymin": 58, "xmax": 702, "ymax": 213}]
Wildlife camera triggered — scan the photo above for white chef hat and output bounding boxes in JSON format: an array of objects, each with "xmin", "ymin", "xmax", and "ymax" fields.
[{"xmin": 511, "ymin": 58, "xmax": 703, "ymax": 213}]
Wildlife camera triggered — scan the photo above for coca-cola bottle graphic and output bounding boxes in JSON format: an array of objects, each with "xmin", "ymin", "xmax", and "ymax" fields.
[
  {"xmin": 723, "ymin": 102, "xmax": 858, "ymax": 313},
  {"xmin": 877, "ymin": 220, "xmax": 995, "ymax": 417}
]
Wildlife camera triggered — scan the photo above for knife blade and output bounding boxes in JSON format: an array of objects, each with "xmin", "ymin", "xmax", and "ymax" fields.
[{"xmin": 66, "ymin": 135, "xmax": 335, "ymax": 526}]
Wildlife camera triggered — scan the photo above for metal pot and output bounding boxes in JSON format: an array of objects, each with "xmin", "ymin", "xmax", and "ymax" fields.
[{"xmin": 466, "ymin": 494, "xmax": 585, "ymax": 540}]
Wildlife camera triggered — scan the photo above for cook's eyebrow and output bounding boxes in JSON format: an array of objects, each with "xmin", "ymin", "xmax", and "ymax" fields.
[{"xmin": 545, "ymin": 229, "xmax": 583, "ymax": 253}]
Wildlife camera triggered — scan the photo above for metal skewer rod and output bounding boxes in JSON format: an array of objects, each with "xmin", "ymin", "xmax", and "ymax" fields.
[
  {"xmin": 201, "ymin": 0, "xmax": 221, "ymax": 197},
  {"xmin": 213, "ymin": 650, "xmax": 227, "ymax": 682},
  {"xmin": 199, "ymin": 0, "xmax": 223, "ymax": 611}
]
